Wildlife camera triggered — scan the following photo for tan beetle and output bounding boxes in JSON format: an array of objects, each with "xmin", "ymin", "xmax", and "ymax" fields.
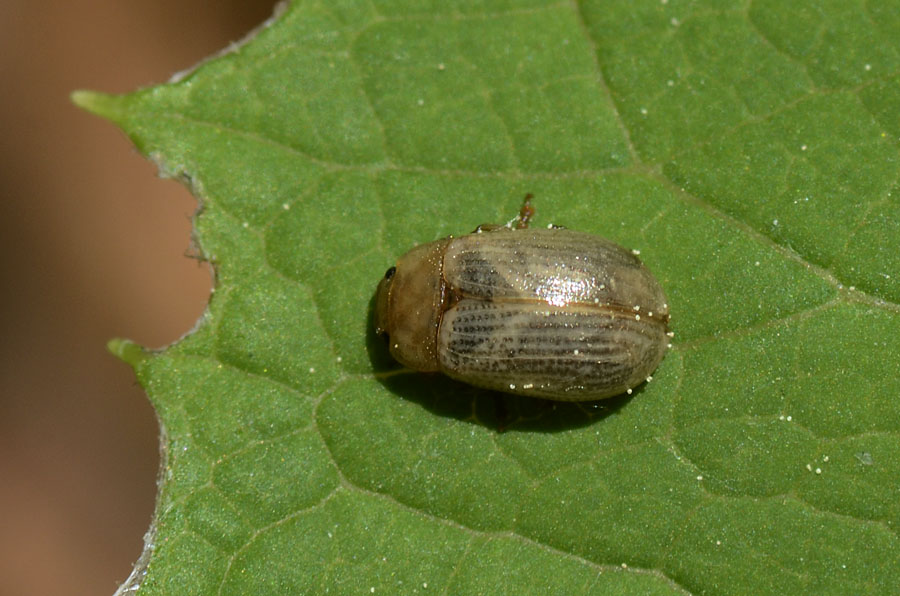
[{"xmin": 375, "ymin": 197, "xmax": 670, "ymax": 401}]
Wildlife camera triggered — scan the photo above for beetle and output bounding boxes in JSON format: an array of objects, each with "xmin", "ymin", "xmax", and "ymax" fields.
[{"xmin": 374, "ymin": 197, "xmax": 670, "ymax": 401}]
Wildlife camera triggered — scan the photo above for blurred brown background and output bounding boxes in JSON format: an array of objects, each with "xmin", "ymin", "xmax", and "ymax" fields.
[{"xmin": 0, "ymin": 2, "xmax": 276, "ymax": 594}]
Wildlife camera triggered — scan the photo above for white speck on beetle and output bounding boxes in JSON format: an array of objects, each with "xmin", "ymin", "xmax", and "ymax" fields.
[
  {"xmin": 417, "ymin": 98, "xmax": 424, "ymax": 106},
  {"xmin": 815, "ymin": 467, "xmax": 822, "ymax": 474},
  {"xmin": 806, "ymin": 463, "xmax": 813, "ymax": 471},
  {"xmin": 632, "ymin": 248, "xmax": 641, "ymax": 255},
  {"xmin": 626, "ymin": 388, "xmax": 633, "ymax": 395},
  {"xmin": 437, "ymin": 63, "xmax": 445, "ymax": 70},
  {"xmin": 633, "ymin": 305, "xmax": 641, "ymax": 311},
  {"xmin": 621, "ymin": 563, "xmax": 628, "ymax": 569},
  {"xmin": 573, "ymin": 349, "xmax": 580, "ymax": 355},
  {"xmin": 667, "ymin": 79, "xmax": 674, "ymax": 86},
  {"xmin": 696, "ymin": 475, "xmax": 703, "ymax": 481},
  {"xmin": 309, "ymin": 367, "xmax": 315, "ymax": 373},
  {"xmin": 646, "ymin": 376, "xmax": 653, "ymax": 382},
  {"xmin": 523, "ymin": 383, "xmax": 534, "ymax": 389},
  {"xmin": 865, "ymin": 63, "xmax": 872, "ymax": 71},
  {"xmin": 242, "ymin": 222, "xmax": 249, "ymax": 228},
  {"xmin": 635, "ymin": 314, "xmax": 641, "ymax": 321},
  {"xmin": 801, "ymin": 144, "xmax": 808, "ymax": 151},
  {"xmin": 823, "ymin": 455, "xmax": 829, "ymax": 462},
  {"xmin": 509, "ymin": 383, "xmax": 516, "ymax": 390},
  {"xmin": 670, "ymin": 17, "xmax": 680, "ymax": 26},
  {"xmin": 773, "ymin": 219, "xmax": 779, "ymax": 226}
]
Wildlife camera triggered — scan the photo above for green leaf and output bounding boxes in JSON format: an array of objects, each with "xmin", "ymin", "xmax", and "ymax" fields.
[{"xmin": 76, "ymin": 1, "xmax": 900, "ymax": 594}]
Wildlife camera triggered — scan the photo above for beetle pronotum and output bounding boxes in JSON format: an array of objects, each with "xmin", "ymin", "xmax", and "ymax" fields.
[{"xmin": 374, "ymin": 198, "xmax": 669, "ymax": 401}]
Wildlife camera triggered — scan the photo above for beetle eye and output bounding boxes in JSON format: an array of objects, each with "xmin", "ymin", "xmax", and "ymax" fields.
[{"xmin": 383, "ymin": 266, "xmax": 396, "ymax": 280}]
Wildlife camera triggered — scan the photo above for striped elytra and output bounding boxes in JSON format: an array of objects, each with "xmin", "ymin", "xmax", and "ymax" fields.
[{"xmin": 374, "ymin": 204, "xmax": 670, "ymax": 401}]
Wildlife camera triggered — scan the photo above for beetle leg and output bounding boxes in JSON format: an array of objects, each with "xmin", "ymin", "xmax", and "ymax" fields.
[
  {"xmin": 476, "ymin": 195, "xmax": 537, "ymax": 233},
  {"xmin": 514, "ymin": 193, "xmax": 535, "ymax": 229},
  {"xmin": 474, "ymin": 223, "xmax": 506, "ymax": 233}
]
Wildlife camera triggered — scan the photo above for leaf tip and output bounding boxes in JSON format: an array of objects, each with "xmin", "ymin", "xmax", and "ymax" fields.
[
  {"xmin": 71, "ymin": 90, "xmax": 128, "ymax": 124},
  {"xmin": 108, "ymin": 338, "xmax": 149, "ymax": 367}
]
